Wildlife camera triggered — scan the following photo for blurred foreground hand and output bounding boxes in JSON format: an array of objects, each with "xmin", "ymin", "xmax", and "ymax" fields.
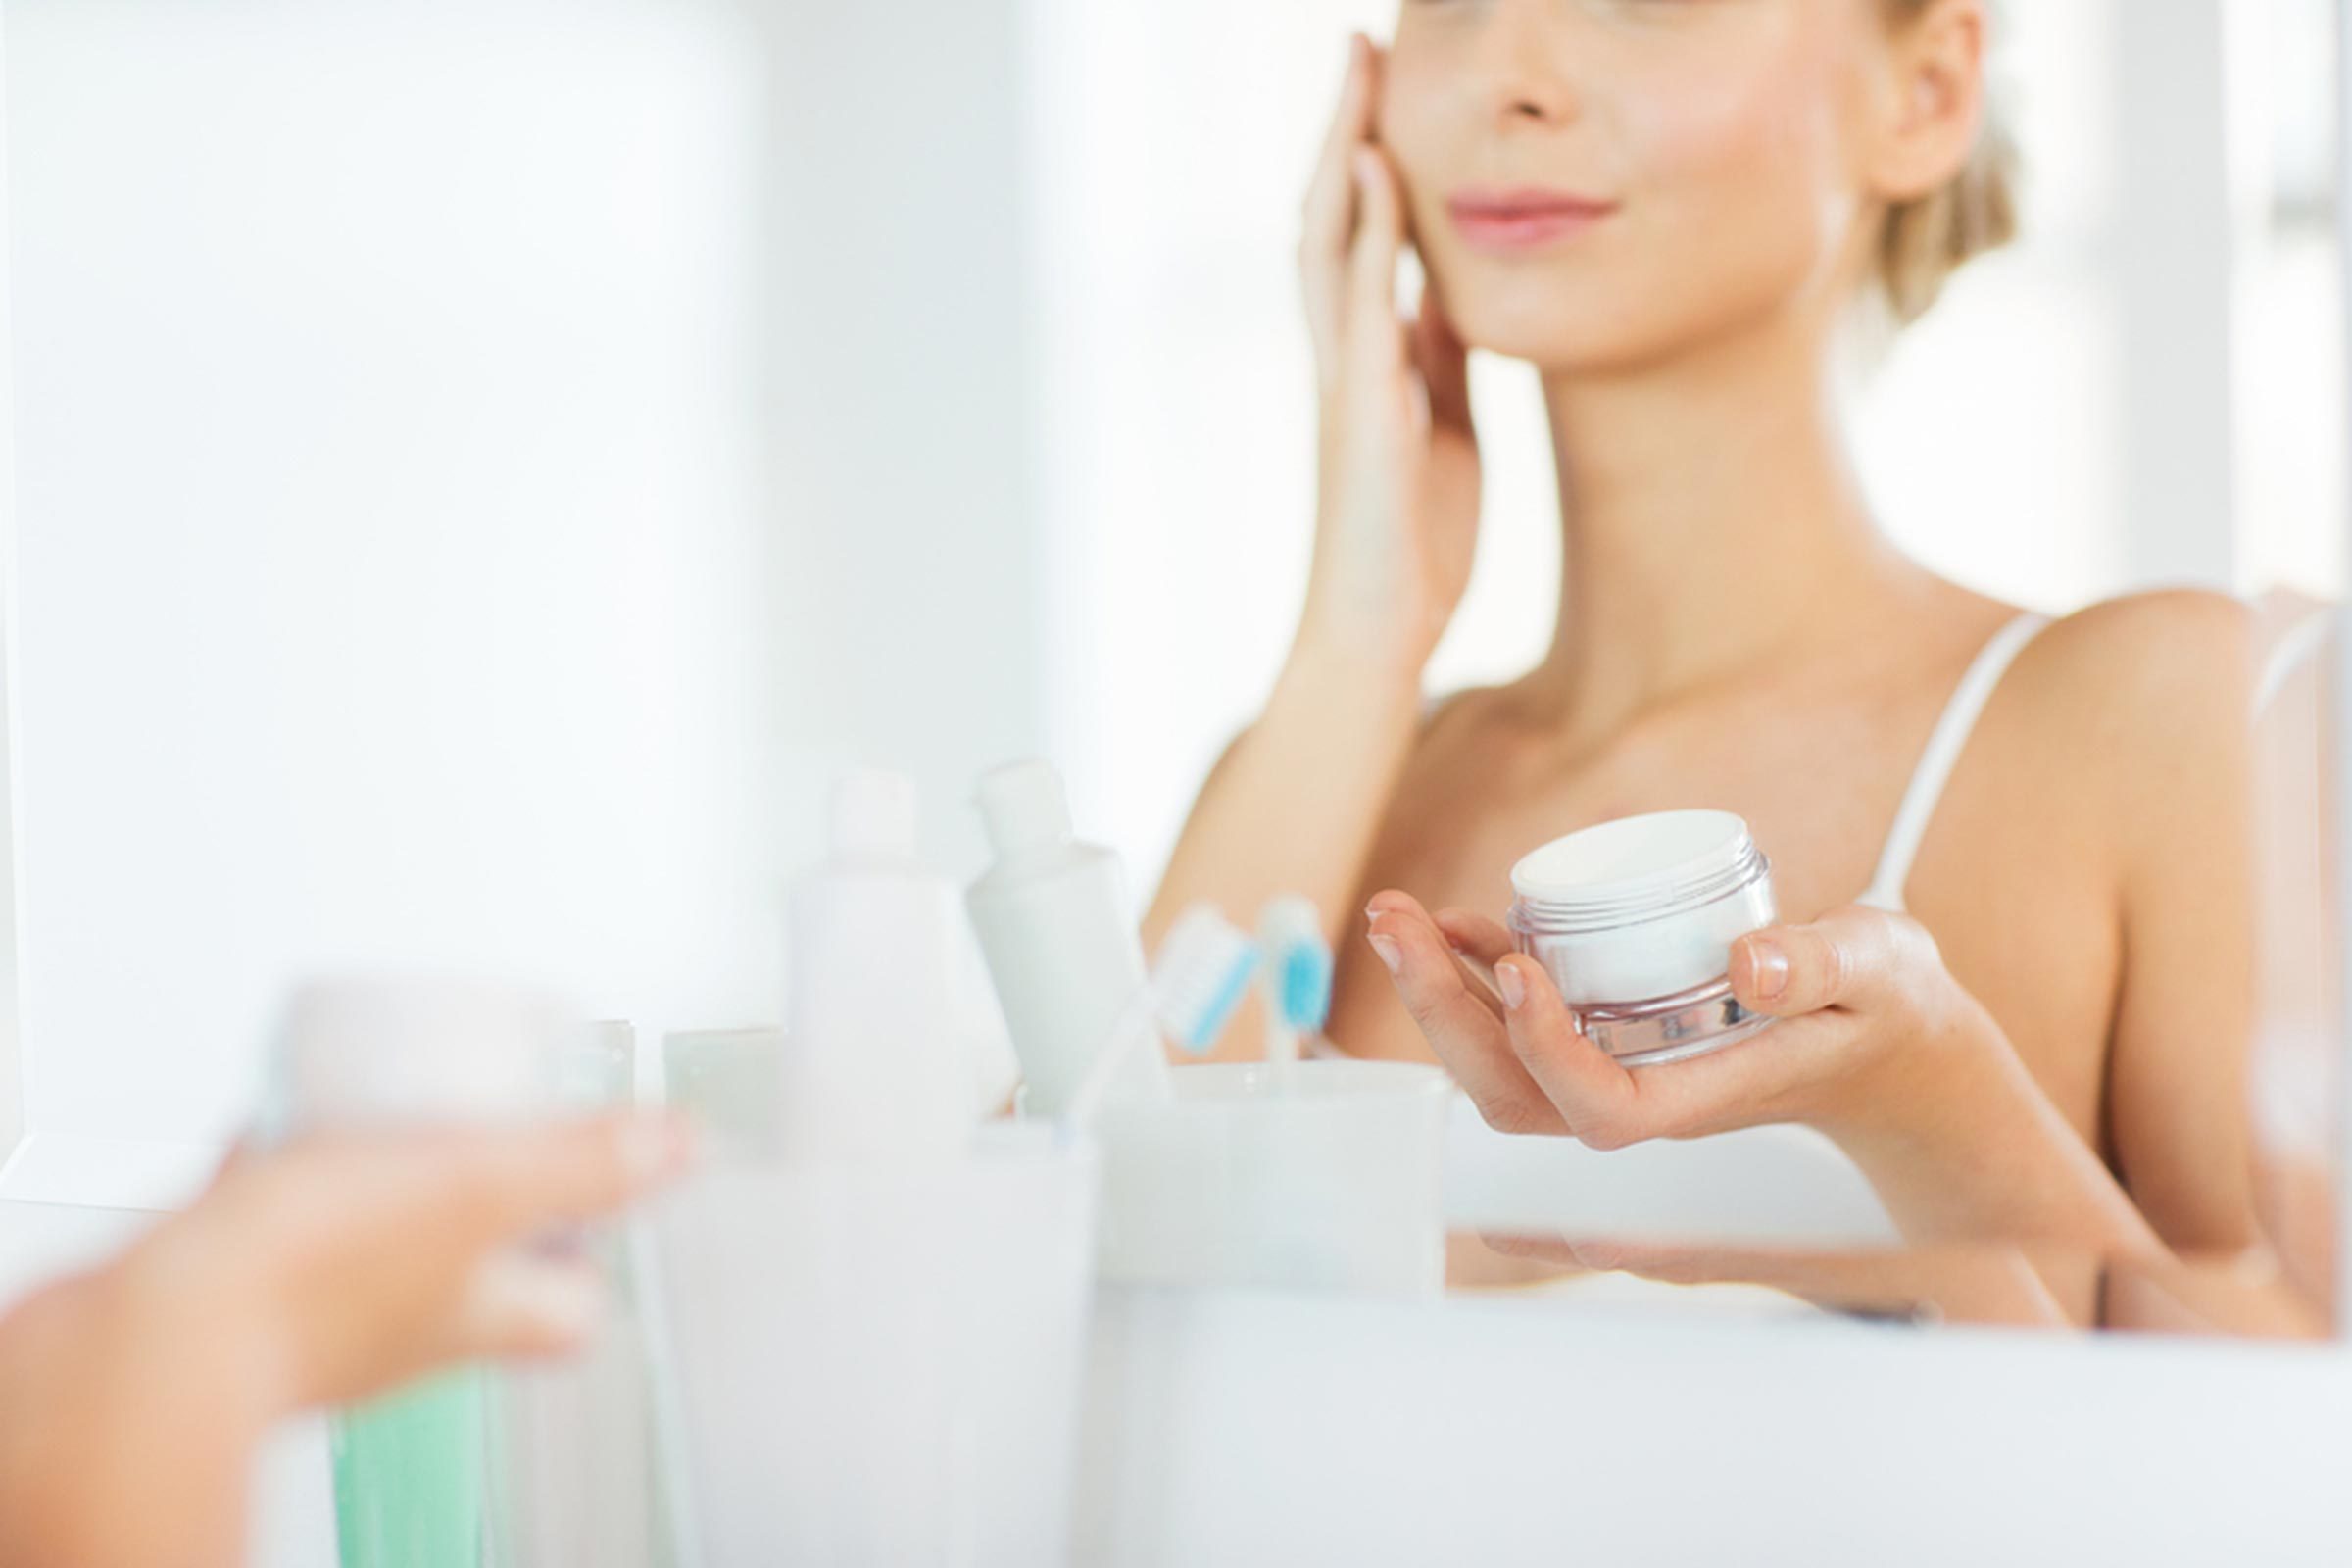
[{"xmin": 0, "ymin": 1111, "xmax": 692, "ymax": 1568}]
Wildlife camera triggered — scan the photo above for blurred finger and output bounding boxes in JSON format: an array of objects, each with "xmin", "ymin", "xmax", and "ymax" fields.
[
  {"xmin": 452, "ymin": 1252, "xmax": 608, "ymax": 1362},
  {"xmin": 1476, "ymin": 1229, "xmax": 1589, "ymax": 1269},
  {"xmin": 1565, "ymin": 1238, "xmax": 1760, "ymax": 1284},
  {"xmin": 1303, "ymin": 34, "xmax": 1375, "ymax": 245},
  {"xmin": 1346, "ymin": 147, "xmax": 1405, "ymax": 371},
  {"xmin": 1300, "ymin": 34, "xmax": 1375, "ymax": 366},
  {"xmin": 462, "ymin": 1112, "xmax": 695, "ymax": 1238},
  {"xmin": 1366, "ymin": 897, "xmax": 1566, "ymax": 1136}
]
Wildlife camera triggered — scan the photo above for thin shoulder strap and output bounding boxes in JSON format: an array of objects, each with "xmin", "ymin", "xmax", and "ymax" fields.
[
  {"xmin": 2256, "ymin": 605, "xmax": 2335, "ymax": 716},
  {"xmin": 1860, "ymin": 612, "xmax": 2052, "ymax": 912}
]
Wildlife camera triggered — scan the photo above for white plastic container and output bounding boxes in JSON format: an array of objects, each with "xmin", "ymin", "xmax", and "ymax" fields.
[
  {"xmin": 1095, "ymin": 1060, "xmax": 1451, "ymax": 1297},
  {"xmin": 270, "ymin": 976, "xmax": 569, "ymax": 1133},
  {"xmin": 650, "ymin": 1122, "xmax": 1100, "ymax": 1567},
  {"xmin": 966, "ymin": 759, "xmax": 1169, "ymax": 1116},
  {"xmin": 1507, "ymin": 809, "xmax": 1779, "ymax": 1067},
  {"xmin": 780, "ymin": 770, "xmax": 972, "ymax": 1163},
  {"xmin": 493, "ymin": 1021, "xmax": 666, "ymax": 1568},
  {"xmin": 663, "ymin": 1026, "xmax": 785, "ymax": 1156}
]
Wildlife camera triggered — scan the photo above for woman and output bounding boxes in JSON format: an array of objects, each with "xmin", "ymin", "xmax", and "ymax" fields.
[{"xmin": 1149, "ymin": 0, "xmax": 2260, "ymax": 1266}]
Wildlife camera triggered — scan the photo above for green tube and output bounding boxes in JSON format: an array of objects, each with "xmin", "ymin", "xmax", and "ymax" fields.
[{"xmin": 330, "ymin": 1368, "xmax": 487, "ymax": 1568}]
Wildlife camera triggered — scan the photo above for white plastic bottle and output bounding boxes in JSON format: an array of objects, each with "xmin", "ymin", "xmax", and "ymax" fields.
[
  {"xmin": 778, "ymin": 769, "xmax": 973, "ymax": 1163},
  {"xmin": 966, "ymin": 759, "xmax": 1170, "ymax": 1117}
]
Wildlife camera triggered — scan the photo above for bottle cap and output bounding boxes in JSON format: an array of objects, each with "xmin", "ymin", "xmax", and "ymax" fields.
[{"xmin": 974, "ymin": 759, "xmax": 1074, "ymax": 858}]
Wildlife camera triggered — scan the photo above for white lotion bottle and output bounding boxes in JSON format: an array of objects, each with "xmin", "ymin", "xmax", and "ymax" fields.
[
  {"xmin": 966, "ymin": 759, "xmax": 1170, "ymax": 1117},
  {"xmin": 778, "ymin": 768, "xmax": 974, "ymax": 1163}
]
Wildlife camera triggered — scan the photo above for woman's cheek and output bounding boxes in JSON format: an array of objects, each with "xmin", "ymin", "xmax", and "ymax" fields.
[
  {"xmin": 1620, "ymin": 62, "xmax": 1803, "ymax": 202},
  {"xmin": 1621, "ymin": 71, "xmax": 1851, "ymax": 286}
]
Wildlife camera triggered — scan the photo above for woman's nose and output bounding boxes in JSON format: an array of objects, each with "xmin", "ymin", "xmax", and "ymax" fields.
[{"xmin": 1471, "ymin": 0, "xmax": 1583, "ymax": 128}]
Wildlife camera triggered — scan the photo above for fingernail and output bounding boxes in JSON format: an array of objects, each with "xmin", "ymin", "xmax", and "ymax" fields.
[
  {"xmin": 1748, "ymin": 939, "xmax": 1789, "ymax": 1001},
  {"xmin": 1368, "ymin": 933, "xmax": 1403, "ymax": 974},
  {"xmin": 1497, "ymin": 962, "xmax": 1527, "ymax": 1010}
]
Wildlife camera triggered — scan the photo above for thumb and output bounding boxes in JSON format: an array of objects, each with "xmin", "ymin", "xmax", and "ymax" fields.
[
  {"xmin": 1730, "ymin": 906, "xmax": 1936, "ymax": 1018},
  {"xmin": 450, "ymin": 1252, "xmax": 609, "ymax": 1363},
  {"xmin": 458, "ymin": 1111, "xmax": 696, "ymax": 1243}
]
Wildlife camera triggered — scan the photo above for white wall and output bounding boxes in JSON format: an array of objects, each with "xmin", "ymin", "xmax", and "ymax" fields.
[
  {"xmin": 750, "ymin": 0, "xmax": 1051, "ymax": 881},
  {"xmin": 2, "ymin": 0, "xmax": 1055, "ymax": 1171},
  {"xmin": 6, "ymin": 0, "xmax": 778, "ymax": 1152}
]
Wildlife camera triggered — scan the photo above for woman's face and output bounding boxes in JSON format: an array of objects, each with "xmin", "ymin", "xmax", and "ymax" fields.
[{"xmin": 1382, "ymin": 0, "xmax": 1899, "ymax": 371}]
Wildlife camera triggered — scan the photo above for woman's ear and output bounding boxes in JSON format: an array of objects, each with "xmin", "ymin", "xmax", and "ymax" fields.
[{"xmin": 1865, "ymin": 0, "xmax": 1988, "ymax": 205}]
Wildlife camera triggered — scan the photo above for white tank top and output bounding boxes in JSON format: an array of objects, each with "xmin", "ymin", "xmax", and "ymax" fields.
[{"xmin": 1858, "ymin": 612, "xmax": 2050, "ymax": 912}]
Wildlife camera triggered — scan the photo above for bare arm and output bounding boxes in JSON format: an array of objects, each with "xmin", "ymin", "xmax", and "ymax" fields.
[
  {"xmin": 2046, "ymin": 593, "xmax": 2265, "ymax": 1257},
  {"xmin": 1144, "ymin": 32, "xmax": 1481, "ymax": 1061},
  {"xmin": 1145, "ymin": 640, "xmax": 1425, "ymax": 1059}
]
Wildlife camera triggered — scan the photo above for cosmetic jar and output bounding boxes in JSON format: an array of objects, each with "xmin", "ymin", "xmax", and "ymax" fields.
[{"xmin": 1506, "ymin": 809, "xmax": 1778, "ymax": 1068}]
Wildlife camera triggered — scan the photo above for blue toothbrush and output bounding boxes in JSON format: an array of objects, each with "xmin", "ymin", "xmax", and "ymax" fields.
[{"xmin": 1257, "ymin": 896, "xmax": 1333, "ymax": 1080}]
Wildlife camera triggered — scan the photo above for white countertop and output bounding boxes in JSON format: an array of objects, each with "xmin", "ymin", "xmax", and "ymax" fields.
[{"xmin": 9, "ymin": 1191, "xmax": 2352, "ymax": 1567}]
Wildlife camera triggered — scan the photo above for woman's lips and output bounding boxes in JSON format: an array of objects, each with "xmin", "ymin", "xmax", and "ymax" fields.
[{"xmin": 1447, "ymin": 189, "xmax": 1617, "ymax": 253}]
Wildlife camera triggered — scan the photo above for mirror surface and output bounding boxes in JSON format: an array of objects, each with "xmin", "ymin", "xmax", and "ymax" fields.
[{"xmin": 3, "ymin": 0, "xmax": 2343, "ymax": 1339}]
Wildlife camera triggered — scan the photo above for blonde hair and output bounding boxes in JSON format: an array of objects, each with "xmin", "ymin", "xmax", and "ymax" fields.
[{"xmin": 1877, "ymin": 0, "xmax": 2018, "ymax": 325}]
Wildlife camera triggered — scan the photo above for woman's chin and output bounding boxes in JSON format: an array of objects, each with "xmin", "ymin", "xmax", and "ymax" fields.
[
  {"xmin": 1438, "ymin": 277, "xmax": 1678, "ymax": 376},
  {"xmin": 1453, "ymin": 313, "xmax": 1673, "ymax": 378}
]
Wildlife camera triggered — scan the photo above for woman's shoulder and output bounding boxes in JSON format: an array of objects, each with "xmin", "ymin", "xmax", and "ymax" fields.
[
  {"xmin": 2032, "ymin": 586, "xmax": 2255, "ymax": 674},
  {"xmin": 2001, "ymin": 588, "xmax": 2259, "ymax": 846},
  {"xmin": 2012, "ymin": 588, "xmax": 2256, "ymax": 736}
]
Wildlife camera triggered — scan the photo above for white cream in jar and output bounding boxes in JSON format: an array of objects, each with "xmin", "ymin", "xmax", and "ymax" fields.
[{"xmin": 1506, "ymin": 809, "xmax": 1778, "ymax": 1067}]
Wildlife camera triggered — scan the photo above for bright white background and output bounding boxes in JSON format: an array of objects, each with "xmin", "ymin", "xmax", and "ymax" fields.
[{"xmin": 4, "ymin": 0, "xmax": 779, "ymax": 1174}]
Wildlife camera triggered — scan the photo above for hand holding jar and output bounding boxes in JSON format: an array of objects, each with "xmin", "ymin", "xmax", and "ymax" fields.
[{"xmin": 1365, "ymin": 876, "xmax": 2163, "ymax": 1258}]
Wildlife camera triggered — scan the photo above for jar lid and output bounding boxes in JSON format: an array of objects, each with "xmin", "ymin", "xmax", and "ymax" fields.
[{"xmin": 1509, "ymin": 809, "xmax": 1767, "ymax": 931}]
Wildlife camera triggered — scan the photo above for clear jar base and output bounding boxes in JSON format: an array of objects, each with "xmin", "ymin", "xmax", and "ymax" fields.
[{"xmin": 1576, "ymin": 979, "xmax": 1775, "ymax": 1068}]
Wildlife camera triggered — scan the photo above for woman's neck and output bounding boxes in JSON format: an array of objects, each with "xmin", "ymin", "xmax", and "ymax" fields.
[{"xmin": 1532, "ymin": 307, "xmax": 1931, "ymax": 730}]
